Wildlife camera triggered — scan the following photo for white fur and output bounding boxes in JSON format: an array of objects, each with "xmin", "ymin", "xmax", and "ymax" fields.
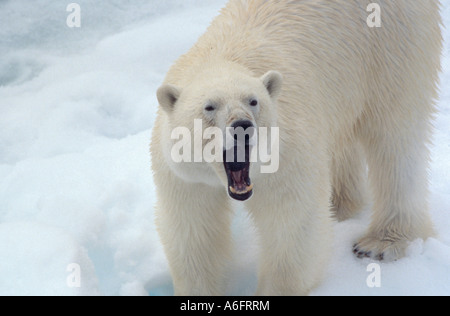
[{"xmin": 151, "ymin": 0, "xmax": 442, "ymax": 295}]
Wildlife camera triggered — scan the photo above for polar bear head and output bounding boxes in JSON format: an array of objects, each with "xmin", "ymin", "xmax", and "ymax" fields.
[{"xmin": 157, "ymin": 65, "xmax": 282, "ymax": 201}]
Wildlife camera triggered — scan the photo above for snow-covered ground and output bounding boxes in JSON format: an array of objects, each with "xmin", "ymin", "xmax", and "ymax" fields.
[{"xmin": 0, "ymin": 1, "xmax": 449, "ymax": 296}]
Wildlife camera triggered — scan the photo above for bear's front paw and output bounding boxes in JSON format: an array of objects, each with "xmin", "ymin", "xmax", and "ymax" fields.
[{"xmin": 352, "ymin": 235, "xmax": 409, "ymax": 261}]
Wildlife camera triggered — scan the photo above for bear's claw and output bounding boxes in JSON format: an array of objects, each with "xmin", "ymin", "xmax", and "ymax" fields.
[
  {"xmin": 352, "ymin": 235, "xmax": 409, "ymax": 262},
  {"xmin": 352, "ymin": 244, "xmax": 384, "ymax": 260}
]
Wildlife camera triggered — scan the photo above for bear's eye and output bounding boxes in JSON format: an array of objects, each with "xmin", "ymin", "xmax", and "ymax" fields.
[
  {"xmin": 249, "ymin": 99, "xmax": 258, "ymax": 107},
  {"xmin": 205, "ymin": 105, "xmax": 216, "ymax": 112}
]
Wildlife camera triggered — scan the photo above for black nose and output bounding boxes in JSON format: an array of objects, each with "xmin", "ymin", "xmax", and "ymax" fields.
[
  {"xmin": 231, "ymin": 120, "xmax": 255, "ymax": 142},
  {"xmin": 231, "ymin": 120, "xmax": 254, "ymax": 130}
]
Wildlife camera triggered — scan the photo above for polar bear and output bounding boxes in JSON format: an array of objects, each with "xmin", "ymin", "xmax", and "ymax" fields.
[{"xmin": 151, "ymin": 0, "xmax": 442, "ymax": 295}]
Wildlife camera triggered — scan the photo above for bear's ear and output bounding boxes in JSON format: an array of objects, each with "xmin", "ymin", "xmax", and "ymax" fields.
[
  {"xmin": 261, "ymin": 71, "xmax": 283, "ymax": 99},
  {"xmin": 157, "ymin": 84, "xmax": 182, "ymax": 113}
]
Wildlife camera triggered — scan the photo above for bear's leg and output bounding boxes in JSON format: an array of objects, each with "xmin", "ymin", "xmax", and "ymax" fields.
[
  {"xmin": 331, "ymin": 141, "xmax": 367, "ymax": 222},
  {"xmin": 155, "ymin": 176, "xmax": 233, "ymax": 295},
  {"xmin": 354, "ymin": 115, "xmax": 434, "ymax": 261},
  {"xmin": 247, "ymin": 173, "xmax": 332, "ymax": 295}
]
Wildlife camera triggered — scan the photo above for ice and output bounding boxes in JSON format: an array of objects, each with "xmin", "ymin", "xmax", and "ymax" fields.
[{"xmin": 0, "ymin": 222, "xmax": 99, "ymax": 296}]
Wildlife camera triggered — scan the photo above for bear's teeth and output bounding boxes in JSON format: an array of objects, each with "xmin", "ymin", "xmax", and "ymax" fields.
[{"xmin": 229, "ymin": 183, "xmax": 253, "ymax": 195}]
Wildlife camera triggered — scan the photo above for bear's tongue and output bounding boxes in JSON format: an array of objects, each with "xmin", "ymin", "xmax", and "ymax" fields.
[
  {"xmin": 224, "ymin": 146, "xmax": 253, "ymax": 201},
  {"xmin": 229, "ymin": 170, "xmax": 253, "ymax": 194}
]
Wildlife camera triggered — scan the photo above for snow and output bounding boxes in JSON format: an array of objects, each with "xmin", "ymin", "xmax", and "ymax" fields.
[{"xmin": 0, "ymin": 1, "xmax": 449, "ymax": 296}]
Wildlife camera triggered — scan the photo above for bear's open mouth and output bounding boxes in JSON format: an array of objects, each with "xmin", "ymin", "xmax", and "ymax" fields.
[{"xmin": 223, "ymin": 144, "xmax": 253, "ymax": 201}]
